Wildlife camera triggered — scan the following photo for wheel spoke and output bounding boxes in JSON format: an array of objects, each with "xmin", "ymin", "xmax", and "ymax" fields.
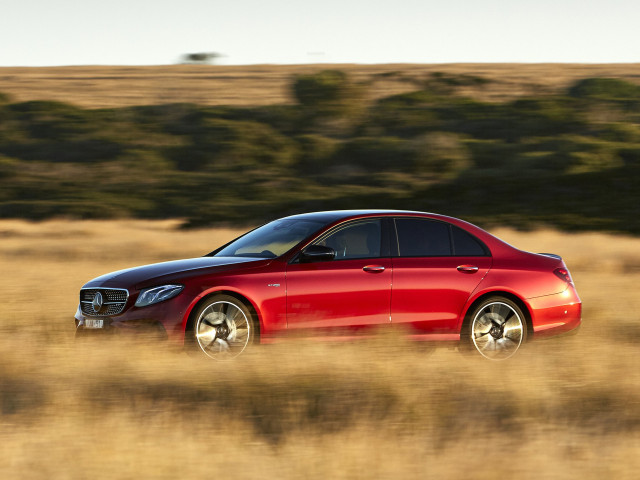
[
  {"xmin": 474, "ymin": 315, "xmax": 493, "ymax": 334},
  {"xmin": 503, "ymin": 315, "xmax": 521, "ymax": 330},
  {"xmin": 484, "ymin": 312, "xmax": 502, "ymax": 326},
  {"xmin": 500, "ymin": 310, "xmax": 515, "ymax": 326},
  {"xmin": 200, "ymin": 317, "xmax": 214, "ymax": 327},
  {"xmin": 228, "ymin": 305, "xmax": 241, "ymax": 323},
  {"xmin": 485, "ymin": 337, "xmax": 497, "ymax": 351},
  {"xmin": 504, "ymin": 316, "xmax": 523, "ymax": 342},
  {"xmin": 475, "ymin": 334, "xmax": 493, "ymax": 351},
  {"xmin": 492, "ymin": 303, "xmax": 509, "ymax": 323},
  {"xmin": 495, "ymin": 337, "xmax": 518, "ymax": 352},
  {"xmin": 204, "ymin": 311, "xmax": 225, "ymax": 326},
  {"xmin": 196, "ymin": 333, "xmax": 216, "ymax": 347},
  {"xmin": 215, "ymin": 338, "xmax": 230, "ymax": 352},
  {"xmin": 231, "ymin": 326, "xmax": 248, "ymax": 345},
  {"xmin": 196, "ymin": 324, "xmax": 216, "ymax": 346},
  {"xmin": 503, "ymin": 327, "xmax": 522, "ymax": 342},
  {"xmin": 227, "ymin": 322, "xmax": 238, "ymax": 343}
]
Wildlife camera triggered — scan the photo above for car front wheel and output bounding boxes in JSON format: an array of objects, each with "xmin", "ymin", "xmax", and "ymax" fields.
[
  {"xmin": 468, "ymin": 297, "xmax": 527, "ymax": 360},
  {"xmin": 191, "ymin": 295, "xmax": 256, "ymax": 359}
]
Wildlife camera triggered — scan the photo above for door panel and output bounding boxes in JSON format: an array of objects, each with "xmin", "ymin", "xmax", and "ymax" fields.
[
  {"xmin": 391, "ymin": 256, "xmax": 490, "ymax": 333},
  {"xmin": 286, "ymin": 258, "xmax": 392, "ymax": 331}
]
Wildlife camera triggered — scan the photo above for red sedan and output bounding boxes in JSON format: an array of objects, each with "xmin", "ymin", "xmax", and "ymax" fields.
[{"xmin": 75, "ymin": 210, "xmax": 581, "ymax": 360}]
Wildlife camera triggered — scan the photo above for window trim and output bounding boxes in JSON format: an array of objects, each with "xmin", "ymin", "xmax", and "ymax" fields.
[{"xmin": 392, "ymin": 217, "xmax": 491, "ymax": 258}]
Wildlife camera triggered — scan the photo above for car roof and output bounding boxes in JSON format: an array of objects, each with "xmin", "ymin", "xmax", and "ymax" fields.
[
  {"xmin": 280, "ymin": 210, "xmax": 442, "ymax": 223},
  {"xmin": 277, "ymin": 210, "xmax": 520, "ymax": 257}
]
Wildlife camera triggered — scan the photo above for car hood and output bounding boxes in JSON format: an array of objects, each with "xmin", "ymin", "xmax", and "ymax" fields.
[{"xmin": 83, "ymin": 256, "xmax": 268, "ymax": 289}]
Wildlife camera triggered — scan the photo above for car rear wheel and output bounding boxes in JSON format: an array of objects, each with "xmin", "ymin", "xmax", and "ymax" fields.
[
  {"xmin": 191, "ymin": 295, "xmax": 256, "ymax": 359},
  {"xmin": 468, "ymin": 297, "xmax": 526, "ymax": 360}
]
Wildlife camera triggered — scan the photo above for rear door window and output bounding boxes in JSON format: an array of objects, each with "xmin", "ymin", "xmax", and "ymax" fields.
[{"xmin": 395, "ymin": 218, "xmax": 451, "ymax": 257}]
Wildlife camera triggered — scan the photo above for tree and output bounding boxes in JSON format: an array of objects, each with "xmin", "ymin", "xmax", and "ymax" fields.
[{"xmin": 181, "ymin": 52, "xmax": 221, "ymax": 64}]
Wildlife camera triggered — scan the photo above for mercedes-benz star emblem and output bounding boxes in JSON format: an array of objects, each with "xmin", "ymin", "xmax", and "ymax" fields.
[{"xmin": 92, "ymin": 292, "xmax": 104, "ymax": 313}]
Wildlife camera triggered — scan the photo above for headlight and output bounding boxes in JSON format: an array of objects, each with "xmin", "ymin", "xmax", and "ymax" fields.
[{"xmin": 135, "ymin": 285, "xmax": 184, "ymax": 307}]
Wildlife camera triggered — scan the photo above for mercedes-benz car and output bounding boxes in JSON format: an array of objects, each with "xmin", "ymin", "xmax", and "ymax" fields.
[{"xmin": 75, "ymin": 210, "xmax": 581, "ymax": 360}]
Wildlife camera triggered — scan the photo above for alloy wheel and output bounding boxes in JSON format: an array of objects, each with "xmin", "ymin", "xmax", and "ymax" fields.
[
  {"xmin": 471, "ymin": 301, "xmax": 524, "ymax": 360},
  {"xmin": 195, "ymin": 300, "xmax": 251, "ymax": 359}
]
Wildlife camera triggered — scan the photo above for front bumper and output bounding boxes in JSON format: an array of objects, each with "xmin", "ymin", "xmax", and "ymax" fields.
[{"xmin": 74, "ymin": 293, "xmax": 193, "ymax": 344}]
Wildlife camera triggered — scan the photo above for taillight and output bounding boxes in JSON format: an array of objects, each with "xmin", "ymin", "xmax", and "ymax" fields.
[{"xmin": 554, "ymin": 267, "xmax": 573, "ymax": 284}]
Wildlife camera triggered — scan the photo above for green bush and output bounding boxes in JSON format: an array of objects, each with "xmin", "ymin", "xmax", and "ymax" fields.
[
  {"xmin": 336, "ymin": 136, "xmax": 414, "ymax": 171},
  {"xmin": 8, "ymin": 101, "xmax": 95, "ymax": 140},
  {"xmin": 295, "ymin": 134, "xmax": 340, "ymax": 170},
  {"xmin": 369, "ymin": 91, "xmax": 441, "ymax": 136},
  {"xmin": 568, "ymin": 78, "xmax": 640, "ymax": 101},
  {"xmin": 169, "ymin": 118, "xmax": 298, "ymax": 171},
  {"xmin": 292, "ymin": 70, "xmax": 366, "ymax": 118},
  {"xmin": 502, "ymin": 135, "xmax": 622, "ymax": 174},
  {"xmin": 618, "ymin": 148, "xmax": 640, "ymax": 166},
  {"xmin": 465, "ymin": 139, "xmax": 518, "ymax": 171},
  {"xmin": 596, "ymin": 123, "xmax": 640, "ymax": 143},
  {"xmin": 0, "ymin": 155, "xmax": 17, "ymax": 180},
  {"xmin": 411, "ymin": 132, "xmax": 471, "ymax": 178},
  {"xmin": 0, "ymin": 139, "xmax": 123, "ymax": 163},
  {"xmin": 507, "ymin": 98, "xmax": 584, "ymax": 139}
]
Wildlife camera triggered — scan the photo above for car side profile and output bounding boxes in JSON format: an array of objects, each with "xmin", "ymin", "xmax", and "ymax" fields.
[{"xmin": 75, "ymin": 210, "xmax": 581, "ymax": 360}]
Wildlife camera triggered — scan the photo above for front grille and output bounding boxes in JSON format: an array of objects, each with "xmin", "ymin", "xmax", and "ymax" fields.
[{"xmin": 80, "ymin": 288, "xmax": 129, "ymax": 316}]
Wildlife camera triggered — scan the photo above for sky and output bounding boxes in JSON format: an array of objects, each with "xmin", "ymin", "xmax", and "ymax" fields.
[{"xmin": 1, "ymin": 0, "xmax": 638, "ymax": 66}]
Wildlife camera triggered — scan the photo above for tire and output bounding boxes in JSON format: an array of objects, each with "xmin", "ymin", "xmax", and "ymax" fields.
[
  {"xmin": 189, "ymin": 294, "xmax": 257, "ymax": 360},
  {"xmin": 465, "ymin": 296, "xmax": 527, "ymax": 360}
]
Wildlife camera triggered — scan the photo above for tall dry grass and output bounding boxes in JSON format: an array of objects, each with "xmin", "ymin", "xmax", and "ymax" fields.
[{"xmin": 1, "ymin": 220, "xmax": 639, "ymax": 479}]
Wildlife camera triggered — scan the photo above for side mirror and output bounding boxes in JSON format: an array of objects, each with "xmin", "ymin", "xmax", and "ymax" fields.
[{"xmin": 300, "ymin": 245, "xmax": 336, "ymax": 263}]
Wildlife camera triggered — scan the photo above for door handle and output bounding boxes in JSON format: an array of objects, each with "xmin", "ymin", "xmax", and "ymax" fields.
[
  {"xmin": 363, "ymin": 265, "xmax": 385, "ymax": 273},
  {"xmin": 457, "ymin": 265, "xmax": 479, "ymax": 273}
]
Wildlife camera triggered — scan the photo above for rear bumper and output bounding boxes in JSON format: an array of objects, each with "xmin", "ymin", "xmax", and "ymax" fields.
[{"xmin": 528, "ymin": 284, "xmax": 582, "ymax": 338}]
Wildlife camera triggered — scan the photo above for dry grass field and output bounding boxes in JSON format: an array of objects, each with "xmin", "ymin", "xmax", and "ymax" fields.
[
  {"xmin": 1, "ymin": 63, "xmax": 640, "ymax": 108},
  {"xmin": 1, "ymin": 219, "xmax": 639, "ymax": 479}
]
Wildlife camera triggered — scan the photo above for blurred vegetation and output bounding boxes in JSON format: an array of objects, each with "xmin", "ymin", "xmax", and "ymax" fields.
[{"xmin": 1, "ymin": 71, "xmax": 639, "ymax": 233}]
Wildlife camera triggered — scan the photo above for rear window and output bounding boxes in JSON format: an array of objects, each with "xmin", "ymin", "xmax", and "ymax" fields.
[{"xmin": 452, "ymin": 226, "xmax": 488, "ymax": 256}]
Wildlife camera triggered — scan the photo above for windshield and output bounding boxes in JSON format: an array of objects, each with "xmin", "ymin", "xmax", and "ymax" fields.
[{"xmin": 213, "ymin": 218, "xmax": 326, "ymax": 258}]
